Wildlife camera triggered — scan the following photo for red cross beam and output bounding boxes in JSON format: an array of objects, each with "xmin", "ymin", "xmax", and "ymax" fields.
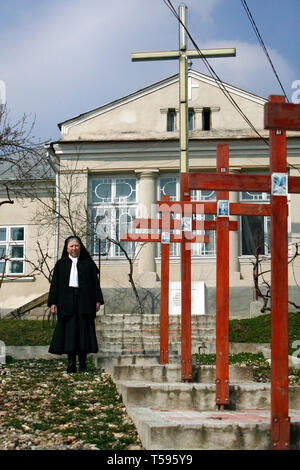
[
  {"xmin": 157, "ymin": 144, "xmax": 271, "ymax": 402},
  {"xmin": 121, "ymin": 197, "xmax": 209, "ymax": 365},
  {"xmin": 265, "ymin": 101, "xmax": 300, "ymax": 131}
]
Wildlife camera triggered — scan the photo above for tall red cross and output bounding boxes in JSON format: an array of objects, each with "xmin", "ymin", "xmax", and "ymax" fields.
[
  {"xmin": 186, "ymin": 95, "xmax": 300, "ymax": 450},
  {"xmin": 157, "ymin": 144, "xmax": 271, "ymax": 400},
  {"xmin": 156, "ymin": 193, "xmax": 238, "ymax": 375}
]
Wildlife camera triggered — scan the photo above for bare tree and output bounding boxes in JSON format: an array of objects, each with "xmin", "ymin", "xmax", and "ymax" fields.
[
  {"xmin": 0, "ymin": 104, "xmax": 36, "ymax": 153},
  {"xmin": 252, "ymin": 237, "xmax": 300, "ymax": 313},
  {"xmin": 0, "ymin": 256, "xmax": 8, "ymax": 289},
  {"xmin": 24, "ymin": 239, "xmax": 55, "ymax": 284},
  {"xmin": 0, "ymin": 103, "xmax": 45, "ymax": 207},
  {"xmin": 105, "ymin": 236, "xmax": 146, "ymax": 315},
  {"xmin": 19, "ymin": 151, "xmax": 149, "ymax": 313},
  {"xmin": 0, "ymin": 184, "xmax": 13, "ymax": 207}
]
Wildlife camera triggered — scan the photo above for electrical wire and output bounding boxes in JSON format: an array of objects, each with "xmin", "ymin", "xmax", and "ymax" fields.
[
  {"xmin": 162, "ymin": 0, "xmax": 300, "ymax": 174},
  {"xmin": 239, "ymin": 2, "xmax": 300, "ymax": 172},
  {"xmin": 162, "ymin": 0, "xmax": 269, "ymax": 146},
  {"xmin": 240, "ymin": 0, "xmax": 289, "ymax": 102}
]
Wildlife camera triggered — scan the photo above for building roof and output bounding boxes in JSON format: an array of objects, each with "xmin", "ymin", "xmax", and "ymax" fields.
[{"xmin": 0, "ymin": 147, "xmax": 56, "ymax": 182}]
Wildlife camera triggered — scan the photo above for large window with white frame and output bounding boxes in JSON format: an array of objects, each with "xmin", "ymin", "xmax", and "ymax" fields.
[
  {"xmin": 0, "ymin": 226, "xmax": 26, "ymax": 275},
  {"xmin": 158, "ymin": 175, "xmax": 216, "ymax": 257},
  {"xmin": 89, "ymin": 176, "xmax": 137, "ymax": 257}
]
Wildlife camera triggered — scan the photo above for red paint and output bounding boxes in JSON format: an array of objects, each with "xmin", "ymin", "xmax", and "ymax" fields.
[
  {"xmin": 265, "ymin": 101, "xmax": 300, "ymax": 131},
  {"xmin": 160, "ymin": 200, "xmax": 170, "ymax": 364},
  {"xmin": 180, "ymin": 173, "xmax": 192, "ymax": 381},
  {"xmin": 157, "ymin": 201, "xmax": 271, "ymax": 216},
  {"xmin": 215, "ymin": 144, "xmax": 230, "ymax": 408},
  {"xmin": 134, "ymin": 218, "xmax": 238, "ymax": 230},
  {"xmin": 269, "ymin": 95, "xmax": 290, "ymax": 450}
]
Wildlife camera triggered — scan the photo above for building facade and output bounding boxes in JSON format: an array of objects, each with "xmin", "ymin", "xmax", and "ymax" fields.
[{"xmin": 1, "ymin": 70, "xmax": 300, "ymax": 316}]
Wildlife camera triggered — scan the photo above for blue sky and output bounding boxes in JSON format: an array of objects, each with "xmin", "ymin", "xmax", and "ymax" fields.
[{"xmin": 0, "ymin": 0, "xmax": 299, "ymax": 142}]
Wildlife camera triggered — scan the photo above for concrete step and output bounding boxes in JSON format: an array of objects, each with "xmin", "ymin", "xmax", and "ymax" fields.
[
  {"xmin": 97, "ymin": 342, "xmax": 217, "ymax": 356},
  {"xmin": 98, "ymin": 333, "xmax": 216, "ymax": 342},
  {"xmin": 111, "ymin": 364, "xmax": 254, "ymax": 383},
  {"xmin": 196, "ymin": 364, "xmax": 254, "ymax": 383},
  {"xmin": 116, "ymin": 381, "xmax": 300, "ymax": 412},
  {"xmin": 125, "ymin": 406, "xmax": 300, "ymax": 450},
  {"xmin": 94, "ymin": 354, "xmax": 180, "ymax": 370},
  {"xmin": 97, "ymin": 327, "xmax": 216, "ymax": 335},
  {"xmin": 96, "ymin": 314, "xmax": 216, "ymax": 328},
  {"xmin": 98, "ymin": 313, "xmax": 216, "ymax": 320},
  {"xmin": 96, "ymin": 337, "xmax": 215, "ymax": 345},
  {"xmin": 97, "ymin": 341, "xmax": 181, "ymax": 349},
  {"xmin": 97, "ymin": 343, "xmax": 215, "ymax": 356}
]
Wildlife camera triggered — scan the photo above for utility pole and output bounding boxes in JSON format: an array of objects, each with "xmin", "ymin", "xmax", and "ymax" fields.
[{"xmin": 132, "ymin": 3, "xmax": 236, "ymax": 380}]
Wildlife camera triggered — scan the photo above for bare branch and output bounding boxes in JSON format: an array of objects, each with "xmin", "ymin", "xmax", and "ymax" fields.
[
  {"xmin": 107, "ymin": 236, "xmax": 144, "ymax": 315},
  {"xmin": 0, "ymin": 184, "xmax": 14, "ymax": 207}
]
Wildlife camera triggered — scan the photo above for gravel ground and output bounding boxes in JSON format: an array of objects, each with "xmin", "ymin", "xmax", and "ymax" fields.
[{"xmin": 0, "ymin": 358, "xmax": 143, "ymax": 451}]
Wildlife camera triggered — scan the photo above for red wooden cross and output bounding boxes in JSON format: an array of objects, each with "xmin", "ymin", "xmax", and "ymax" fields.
[
  {"xmin": 158, "ymin": 144, "xmax": 271, "ymax": 402},
  {"xmin": 156, "ymin": 194, "xmax": 239, "ymax": 378},
  {"xmin": 186, "ymin": 95, "xmax": 300, "ymax": 449},
  {"xmin": 121, "ymin": 197, "xmax": 208, "ymax": 365}
]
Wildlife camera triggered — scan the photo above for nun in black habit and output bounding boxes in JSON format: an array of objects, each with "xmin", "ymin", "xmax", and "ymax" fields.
[{"xmin": 48, "ymin": 236, "xmax": 104, "ymax": 373}]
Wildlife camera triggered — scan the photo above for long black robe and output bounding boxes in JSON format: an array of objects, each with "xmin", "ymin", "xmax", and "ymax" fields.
[{"xmin": 48, "ymin": 251, "xmax": 104, "ymax": 355}]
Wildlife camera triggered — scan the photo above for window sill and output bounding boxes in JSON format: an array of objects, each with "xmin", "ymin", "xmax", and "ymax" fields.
[
  {"xmin": 1, "ymin": 276, "xmax": 35, "ymax": 283},
  {"xmin": 155, "ymin": 256, "xmax": 216, "ymax": 264},
  {"xmin": 94, "ymin": 258, "xmax": 132, "ymax": 265},
  {"xmin": 239, "ymin": 256, "xmax": 271, "ymax": 263}
]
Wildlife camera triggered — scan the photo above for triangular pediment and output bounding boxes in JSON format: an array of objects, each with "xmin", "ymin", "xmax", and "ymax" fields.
[{"xmin": 58, "ymin": 70, "xmax": 267, "ymax": 141}]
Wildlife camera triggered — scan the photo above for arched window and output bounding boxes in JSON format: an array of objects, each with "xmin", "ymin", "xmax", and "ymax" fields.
[{"xmin": 89, "ymin": 176, "xmax": 137, "ymax": 257}]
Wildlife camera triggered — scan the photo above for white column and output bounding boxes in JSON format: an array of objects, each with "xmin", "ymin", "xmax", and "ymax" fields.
[
  {"xmin": 229, "ymin": 168, "xmax": 241, "ymax": 282},
  {"xmin": 135, "ymin": 169, "xmax": 159, "ymax": 285}
]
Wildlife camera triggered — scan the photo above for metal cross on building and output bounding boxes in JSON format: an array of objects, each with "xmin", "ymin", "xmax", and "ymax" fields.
[{"xmin": 132, "ymin": 3, "xmax": 236, "ymax": 175}]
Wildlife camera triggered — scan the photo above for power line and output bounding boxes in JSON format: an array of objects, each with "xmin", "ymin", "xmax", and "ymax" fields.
[
  {"xmin": 162, "ymin": 0, "xmax": 299, "ymax": 174},
  {"xmin": 162, "ymin": 0, "xmax": 269, "ymax": 146},
  {"xmin": 240, "ymin": 0, "xmax": 289, "ymax": 102}
]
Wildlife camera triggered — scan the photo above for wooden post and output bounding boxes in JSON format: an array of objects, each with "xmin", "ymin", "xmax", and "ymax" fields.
[
  {"xmin": 160, "ymin": 195, "xmax": 171, "ymax": 364},
  {"xmin": 180, "ymin": 173, "xmax": 192, "ymax": 381},
  {"xmin": 269, "ymin": 95, "xmax": 290, "ymax": 449},
  {"xmin": 215, "ymin": 144, "xmax": 230, "ymax": 409}
]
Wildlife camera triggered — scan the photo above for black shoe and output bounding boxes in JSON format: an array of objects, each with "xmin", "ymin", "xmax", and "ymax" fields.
[
  {"xmin": 78, "ymin": 353, "xmax": 87, "ymax": 372},
  {"xmin": 67, "ymin": 353, "xmax": 77, "ymax": 373}
]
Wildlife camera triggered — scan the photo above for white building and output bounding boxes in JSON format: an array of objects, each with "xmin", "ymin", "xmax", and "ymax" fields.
[{"xmin": 1, "ymin": 70, "xmax": 300, "ymax": 316}]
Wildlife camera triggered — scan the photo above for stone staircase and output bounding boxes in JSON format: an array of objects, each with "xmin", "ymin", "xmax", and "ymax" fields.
[
  {"xmin": 94, "ymin": 314, "xmax": 300, "ymax": 449},
  {"xmin": 95, "ymin": 313, "xmax": 217, "ymax": 365},
  {"xmin": 100, "ymin": 357, "xmax": 300, "ymax": 450}
]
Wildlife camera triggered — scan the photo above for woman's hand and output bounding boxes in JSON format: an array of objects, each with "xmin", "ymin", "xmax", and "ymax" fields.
[
  {"xmin": 96, "ymin": 302, "xmax": 101, "ymax": 312},
  {"xmin": 50, "ymin": 304, "xmax": 57, "ymax": 314}
]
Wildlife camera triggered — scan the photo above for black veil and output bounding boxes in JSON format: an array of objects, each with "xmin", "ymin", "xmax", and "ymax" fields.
[{"xmin": 61, "ymin": 236, "xmax": 92, "ymax": 261}]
